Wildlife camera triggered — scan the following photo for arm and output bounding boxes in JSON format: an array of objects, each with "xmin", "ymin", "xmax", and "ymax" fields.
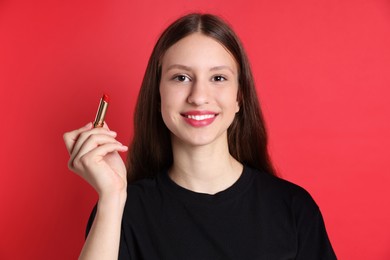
[
  {"xmin": 63, "ymin": 122, "xmax": 128, "ymax": 260},
  {"xmin": 80, "ymin": 193, "xmax": 126, "ymax": 259}
]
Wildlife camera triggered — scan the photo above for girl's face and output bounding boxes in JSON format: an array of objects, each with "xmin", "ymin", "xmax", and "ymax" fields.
[{"xmin": 159, "ymin": 33, "xmax": 239, "ymax": 148}]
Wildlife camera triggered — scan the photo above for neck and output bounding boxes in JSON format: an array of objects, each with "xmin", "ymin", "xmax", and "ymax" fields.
[{"xmin": 169, "ymin": 137, "xmax": 243, "ymax": 194}]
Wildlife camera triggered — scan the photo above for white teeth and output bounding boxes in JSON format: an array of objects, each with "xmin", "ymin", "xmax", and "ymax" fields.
[{"xmin": 186, "ymin": 114, "xmax": 215, "ymax": 120}]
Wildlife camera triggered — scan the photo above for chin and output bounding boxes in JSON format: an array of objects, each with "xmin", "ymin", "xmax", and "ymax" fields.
[{"xmin": 173, "ymin": 132, "xmax": 227, "ymax": 148}]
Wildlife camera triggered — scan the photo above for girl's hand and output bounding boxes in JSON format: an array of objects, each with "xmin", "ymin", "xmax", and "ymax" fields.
[{"xmin": 63, "ymin": 122, "xmax": 128, "ymax": 199}]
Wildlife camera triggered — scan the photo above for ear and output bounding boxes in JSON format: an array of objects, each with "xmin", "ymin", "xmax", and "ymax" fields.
[{"xmin": 235, "ymin": 88, "xmax": 242, "ymax": 113}]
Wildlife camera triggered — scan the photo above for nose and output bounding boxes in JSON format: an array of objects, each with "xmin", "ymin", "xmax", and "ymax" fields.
[{"xmin": 187, "ymin": 80, "xmax": 209, "ymax": 105}]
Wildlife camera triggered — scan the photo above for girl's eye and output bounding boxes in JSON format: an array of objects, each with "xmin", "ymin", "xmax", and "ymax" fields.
[
  {"xmin": 212, "ymin": 75, "xmax": 226, "ymax": 82},
  {"xmin": 173, "ymin": 75, "xmax": 190, "ymax": 82}
]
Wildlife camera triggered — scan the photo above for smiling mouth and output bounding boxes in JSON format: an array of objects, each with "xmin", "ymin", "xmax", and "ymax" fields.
[{"xmin": 182, "ymin": 114, "xmax": 216, "ymax": 121}]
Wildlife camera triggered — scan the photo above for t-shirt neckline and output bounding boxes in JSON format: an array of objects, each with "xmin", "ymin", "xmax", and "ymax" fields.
[{"xmin": 158, "ymin": 166, "xmax": 253, "ymax": 205}]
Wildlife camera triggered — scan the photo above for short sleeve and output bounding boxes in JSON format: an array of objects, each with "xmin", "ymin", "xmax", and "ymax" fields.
[
  {"xmin": 293, "ymin": 190, "xmax": 337, "ymax": 259},
  {"xmin": 85, "ymin": 203, "xmax": 97, "ymax": 239}
]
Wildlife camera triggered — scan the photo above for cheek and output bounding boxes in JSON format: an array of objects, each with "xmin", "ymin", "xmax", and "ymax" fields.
[
  {"xmin": 159, "ymin": 85, "xmax": 170, "ymax": 110},
  {"xmin": 160, "ymin": 89, "xmax": 176, "ymax": 113},
  {"xmin": 160, "ymin": 103, "xmax": 172, "ymax": 132},
  {"xmin": 159, "ymin": 88, "xmax": 179, "ymax": 128},
  {"xmin": 159, "ymin": 86, "xmax": 169, "ymax": 124},
  {"xmin": 222, "ymin": 89, "xmax": 240, "ymax": 112},
  {"xmin": 159, "ymin": 95, "xmax": 170, "ymax": 122}
]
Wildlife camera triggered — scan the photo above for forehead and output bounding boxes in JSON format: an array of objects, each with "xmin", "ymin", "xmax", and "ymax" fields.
[{"xmin": 161, "ymin": 33, "xmax": 238, "ymax": 71}]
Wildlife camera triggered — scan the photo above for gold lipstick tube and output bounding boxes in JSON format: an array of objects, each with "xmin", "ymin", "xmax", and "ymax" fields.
[{"xmin": 93, "ymin": 94, "xmax": 109, "ymax": 128}]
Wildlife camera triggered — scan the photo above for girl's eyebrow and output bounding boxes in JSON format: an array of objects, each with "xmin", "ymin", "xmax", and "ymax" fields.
[
  {"xmin": 166, "ymin": 64, "xmax": 235, "ymax": 74},
  {"xmin": 210, "ymin": 65, "xmax": 235, "ymax": 74},
  {"xmin": 166, "ymin": 64, "xmax": 192, "ymax": 72}
]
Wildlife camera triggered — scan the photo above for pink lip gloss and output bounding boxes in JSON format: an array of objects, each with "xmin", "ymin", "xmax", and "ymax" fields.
[{"xmin": 181, "ymin": 110, "xmax": 217, "ymax": 127}]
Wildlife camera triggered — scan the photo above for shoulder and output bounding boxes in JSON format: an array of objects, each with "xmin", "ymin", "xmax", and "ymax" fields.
[
  {"xmin": 246, "ymin": 166, "xmax": 319, "ymax": 212},
  {"xmin": 247, "ymin": 167, "xmax": 336, "ymax": 258},
  {"xmin": 247, "ymin": 166, "xmax": 326, "ymax": 237}
]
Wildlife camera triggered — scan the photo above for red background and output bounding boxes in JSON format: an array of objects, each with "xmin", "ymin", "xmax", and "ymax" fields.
[{"xmin": 1, "ymin": 0, "xmax": 389, "ymax": 259}]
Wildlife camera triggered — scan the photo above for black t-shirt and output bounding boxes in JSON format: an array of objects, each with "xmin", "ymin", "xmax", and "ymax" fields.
[{"xmin": 87, "ymin": 166, "xmax": 336, "ymax": 259}]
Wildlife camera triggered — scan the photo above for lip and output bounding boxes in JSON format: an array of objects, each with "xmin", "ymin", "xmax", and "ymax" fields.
[{"xmin": 181, "ymin": 110, "xmax": 218, "ymax": 127}]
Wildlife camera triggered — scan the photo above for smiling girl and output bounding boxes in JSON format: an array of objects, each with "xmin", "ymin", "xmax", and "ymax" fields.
[{"xmin": 64, "ymin": 13, "xmax": 336, "ymax": 260}]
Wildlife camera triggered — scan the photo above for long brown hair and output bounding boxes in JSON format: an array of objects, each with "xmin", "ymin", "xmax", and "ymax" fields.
[{"xmin": 127, "ymin": 13, "xmax": 276, "ymax": 182}]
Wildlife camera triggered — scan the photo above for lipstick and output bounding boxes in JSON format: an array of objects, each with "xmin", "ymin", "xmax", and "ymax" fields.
[
  {"xmin": 181, "ymin": 110, "xmax": 218, "ymax": 127},
  {"xmin": 93, "ymin": 94, "xmax": 109, "ymax": 128}
]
